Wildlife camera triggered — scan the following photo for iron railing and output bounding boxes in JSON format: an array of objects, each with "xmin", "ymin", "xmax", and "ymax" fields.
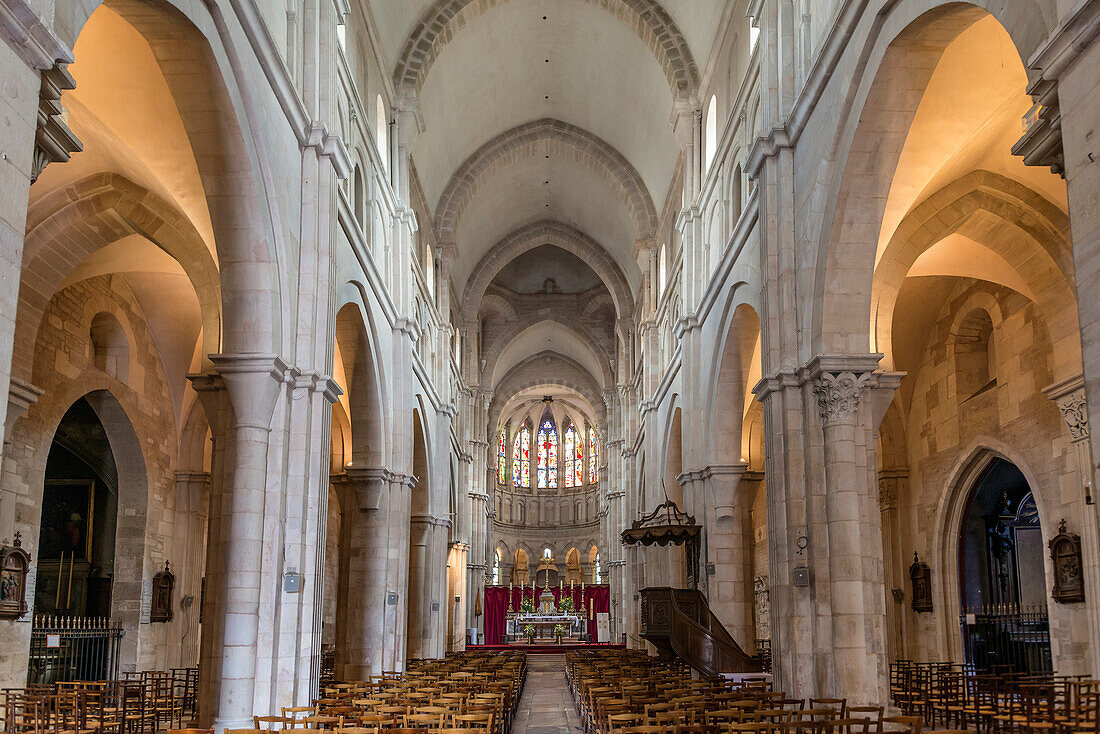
[
  {"xmin": 28, "ymin": 615, "xmax": 123, "ymax": 684},
  {"xmin": 960, "ymin": 605, "xmax": 1051, "ymax": 675}
]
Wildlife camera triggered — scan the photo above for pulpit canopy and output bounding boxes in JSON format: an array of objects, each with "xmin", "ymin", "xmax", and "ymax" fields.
[{"xmin": 621, "ymin": 499, "xmax": 702, "ymax": 588}]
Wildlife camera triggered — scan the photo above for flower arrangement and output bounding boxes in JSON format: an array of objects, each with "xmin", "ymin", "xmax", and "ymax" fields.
[
  {"xmin": 553, "ymin": 623, "xmax": 567, "ymax": 642},
  {"xmin": 556, "ymin": 596, "xmax": 574, "ymax": 613},
  {"xmin": 522, "ymin": 624, "xmax": 535, "ymax": 642},
  {"xmin": 520, "ymin": 596, "xmax": 534, "ymax": 613}
]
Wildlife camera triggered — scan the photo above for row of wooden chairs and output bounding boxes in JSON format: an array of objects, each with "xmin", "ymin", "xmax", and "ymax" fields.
[
  {"xmin": 242, "ymin": 651, "xmax": 527, "ymax": 734},
  {"xmin": 890, "ymin": 661, "xmax": 1100, "ymax": 734},
  {"xmin": 2, "ymin": 669, "xmax": 199, "ymax": 734},
  {"xmin": 567, "ymin": 650, "xmax": 931, "ymax": 734}
]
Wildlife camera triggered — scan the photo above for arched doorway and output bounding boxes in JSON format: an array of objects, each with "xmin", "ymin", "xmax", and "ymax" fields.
[
  {"xmin": 958, "ymin": 458, "xmax": 1051, "ymax": 673},
  {"xmin": 36, "ymin": 398, "xmax": 119, "ymax": 620}
]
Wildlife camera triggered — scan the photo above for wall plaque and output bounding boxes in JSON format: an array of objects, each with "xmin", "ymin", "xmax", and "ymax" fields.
[{"xmin": 1049, "ymin": 519, "xmax": 1084, "ymax": 603}]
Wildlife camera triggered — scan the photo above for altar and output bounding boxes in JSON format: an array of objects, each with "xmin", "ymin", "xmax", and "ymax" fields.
[
  {"xmin": 480, "ymin": 584, "xmax": 612, "ymax": 645},
  {"xmin": 507, "ymin": 588, "xmax": 584, "ymax": 640},
  {"xmin": 511, "ymin": 612, "xmax": 584, "ymax": 639}
]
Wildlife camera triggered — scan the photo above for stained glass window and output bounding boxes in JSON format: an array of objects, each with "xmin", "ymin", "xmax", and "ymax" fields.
[
  {"xmin": 589, "ymin": 427, "xmax": 599, "ymax": 484},
  {"xmin": 497, "ymin": 427, "xmax": 507, "ymax": 485},
  {"xmin": 537, "ymin": 417, "xmax": 558, "ymax": 489},
  {"xmin": 512, "ymin": 421, "xmax": 531, "ymax": 488},
  {"xmin": 563, "ymin": 422, "xmax": 578, "ymax": 488}
]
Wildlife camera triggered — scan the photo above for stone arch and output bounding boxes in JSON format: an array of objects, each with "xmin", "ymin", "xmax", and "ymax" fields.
[
  {"xmin": 812, "ymin": 0, "xmax": 1058, "ymax": 356},
  {"xmin": 16, "ymin": 173, "xmax": 221, "ymax": 383},
  {"xmin": 932, "ymin": 440, "xmax": 1054, "ymax": 663},
  {"xmin": 943, "ymin": 292, "xmax": 1006, "ymax": 404},
  {"xmin": 89, "ymin": 312, "xmax": 131, "ymax": 384},
  {"xmin": 58, "ymin": 0, "xmax": 286, "ymax": 356},
  {"xmin": 463, "ymin": 220, "xmax": 635, "ymax": 320},
  {"xmin": 435, "ymin": 119, "xmax": 658, "ymax": 245},
  {"xmin": 708, "ymin": 302, "xmax": 760, "ymax": 466},
  {"xmin": 870, "ymin": 171, "xmax": 1076, "ymax": 372},
  {"xmin": 335, "ymin": 302, "xmax": 385, "ymax": 467},
  {"xmin": 482, "ymin": 315, "xmax": 615, "ymax": 389},
  {"xmin": 479, "ymin": 293, "xmax": 520, "ymax": 323},
  {"xmin": 392, "ymin": 0, "xmax": 698, "ymax": 99}
]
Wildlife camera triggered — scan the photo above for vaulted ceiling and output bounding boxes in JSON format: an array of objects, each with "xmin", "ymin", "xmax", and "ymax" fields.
[{"xmin": 371, "ymin": 0, "xmax": 726, "ymax": 406}]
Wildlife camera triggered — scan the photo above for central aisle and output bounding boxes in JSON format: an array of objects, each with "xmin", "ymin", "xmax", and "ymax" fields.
[{"xmin": 512, "ymin": 655, "xmax": 581, "ymax": 734}]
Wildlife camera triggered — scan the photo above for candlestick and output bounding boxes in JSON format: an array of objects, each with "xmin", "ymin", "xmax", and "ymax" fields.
[
  {"xmin": 56, "ymin": 551, "xmax": 63, "ymax": 607},
  {"xmin": 66, "ymin": 553, "xmax": 73, "ymax": 608}
]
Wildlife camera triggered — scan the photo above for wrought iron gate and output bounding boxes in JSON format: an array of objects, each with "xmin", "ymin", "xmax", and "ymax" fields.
[
  {"xmin": 28, "ymin": 616, "xmax": 123, "ymax": 683},
  {"xmin": 960, "ymin": 606, "xmax": 1051, "ymax": 674}
]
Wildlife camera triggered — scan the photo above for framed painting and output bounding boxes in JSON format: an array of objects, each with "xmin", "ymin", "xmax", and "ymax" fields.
[{"xmin": 40, "ymin": 480, "xmax": 94, "ymax": 560}]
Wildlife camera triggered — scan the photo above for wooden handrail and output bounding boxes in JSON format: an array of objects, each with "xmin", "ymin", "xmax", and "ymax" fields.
[{"xmin": 639, "ymin": 587, "xmax": 762, "ymax": 677}]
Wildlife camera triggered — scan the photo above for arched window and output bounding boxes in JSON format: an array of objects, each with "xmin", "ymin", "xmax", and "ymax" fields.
[
  {"xmin": 563, "ymin": 421, "xmax": 580, "ymax": 488},
  {"xmin": 955, "ymin": 309, "xmax": 996, "ymax": 400},
  {"xmin": 589, "ymin": 427, "xmax": 599, "ymax": 485},
  {"xmin": 425, "ymin": 244, "xmax": 435, "ymax": 301},
  {"xmin": 657, "ymin": 244, "xmax": 668, "ymax": 298},
  {"xmin": 492, "ymin": 548, "xmax": 501, "ymax": 585},
  {"xmin": 375, "ymin": 94, "xmax": 388, "ymax": 174},
  {"xmin": 497, "ymin": 426, "xmax": 508, "ymax": 485},
  {"xmin": 537, "ymin": 416, "xmax": 558, "ymax": 489},
  {"xmin": 512, "ymin": 421, "xmax": 531, "ymax": 488},
  {"xmin": 704, "ymin": 94, "xmax": 718, "ymax": 172},
  {"xmin": 353, "ymin": 163, "xmax": 365, "ymax": 226},
  {"xmin": 90, "ymin": 312, "xmax": 129, "ymax": 383}
]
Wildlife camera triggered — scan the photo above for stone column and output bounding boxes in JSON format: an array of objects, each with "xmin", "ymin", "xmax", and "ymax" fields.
[
  {"xmin": 332, "ymin": 467, "xmax": 397, "ymax": 679},
  {"xmin": 381, "ymin": 472, "xmax": 415, "ymax": 673},
  {"xmin": 692, "ymin": 464, "xmax": 755, "ymax": 650},
  {"xmin": 0, "ymin": 32, "xmax": 80, "ymax": 478},
  {"xmin": 173, "ymin": 471, "xmax": 210, "ymax": 666},
  {"xmin": 877, "ymin": 471, "xmax": 907, "ymax": 662},
  {"xmin": 809, "ymin": 357, "xmax": 892, "ymax": 704},
  {"xmin": 1044, "ymin": 375, "xmax": 1100, "ymax": 674},
  {"xmin": 207, "ymin": 355, "xmax": 287, "ymax": 732}
]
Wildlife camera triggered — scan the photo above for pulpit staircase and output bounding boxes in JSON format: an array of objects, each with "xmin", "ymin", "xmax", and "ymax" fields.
[{"xmin": 639, "ymin": 587, "xmax": 763, "ymax": 677}]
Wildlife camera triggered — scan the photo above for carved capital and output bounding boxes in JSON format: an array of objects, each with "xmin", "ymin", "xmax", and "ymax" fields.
[
  {"xmin": 878, "ymin": 477, "xmax": 897, "ymax": 511},
  {"xmin": 1044, "ymin": 374, "xmax": 1089, "ymax": 442},
  {"xmin": 812, "ymin": 371, "xmax": 873, "ymax": 426}
]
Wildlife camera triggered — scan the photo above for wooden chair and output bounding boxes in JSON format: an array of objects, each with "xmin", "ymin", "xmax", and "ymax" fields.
[
  {"xmin": 809, "ymin": 701, "xmax": 847, "ymax": 720},
  {"xmin": 283, "ymin": 709, "xmax": 319, "ymax": 729},
  {"xmin": 255, "ymin": 716, "xmax": 291, "ymax": 730},
  {"xmin": 847, "ymin": 708, "xmax": 883, "ymax": 734},
  {"xmin": 402, "ymin": 714, "xmax": 442, "ymax": 731},
  {"xmin": 881, "ymin": 715, "xmax": 923, "ymax": 734}
]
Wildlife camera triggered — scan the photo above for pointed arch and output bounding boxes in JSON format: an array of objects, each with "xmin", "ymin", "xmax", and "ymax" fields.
[
  {"xmin": 536, "ymin": 412, "xmax": 559, "ymax": 490},
  {"xmin": 512, "ymin": 420, "xmax": 531, "ymax": 488}
]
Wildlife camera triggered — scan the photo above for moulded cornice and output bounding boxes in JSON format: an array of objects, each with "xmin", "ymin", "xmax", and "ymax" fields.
[
  {"xmin": 0, "ymin": 0, "xmax": 71, "ymax": 71},
  {"xmin": 1027, "ymin": 0, "xmax": 1100, "ymax": 80}
]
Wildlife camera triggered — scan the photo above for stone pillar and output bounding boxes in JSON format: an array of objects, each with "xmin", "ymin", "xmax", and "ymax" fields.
[
  {"xmin": 0, "ymin": 16, "xmax": 80, "ymax": 478},
  {"xmin": 173, "ymin": 471, "xmax": 210, "ymax": 666},
  {"xmin": 207, "ymin": 355, "xmax": 287, "ymax": 732},
  {"xmin": 382, "ymin": 472, "xmax": 415, "ymax": 673},
  {"xmin": 1025, "ymin": 4, "xmax": 1100, "ymax": 674},
  {"xmin": 808, "ymin": 356, "xmax": 896, "ymax": 704},
  {"xmin": 877, "ymin": 470, "xmax": 907, "ymax": 663},
  {"xmin": 687, "ymin": 464, "xmax": 754, "ymax": 650},
  {"xmin": 332, "ymin": 467, "xmax": 398, "ymax": 679},
  {"xmin": 1044, "ymin": 375, "xmax": 1100, "ymax": 674}
]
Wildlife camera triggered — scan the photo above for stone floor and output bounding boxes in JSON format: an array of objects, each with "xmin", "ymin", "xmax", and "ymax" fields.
[{"xmin": 511, "ymin": 655, "xmax": 581, "ymax": 734}]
